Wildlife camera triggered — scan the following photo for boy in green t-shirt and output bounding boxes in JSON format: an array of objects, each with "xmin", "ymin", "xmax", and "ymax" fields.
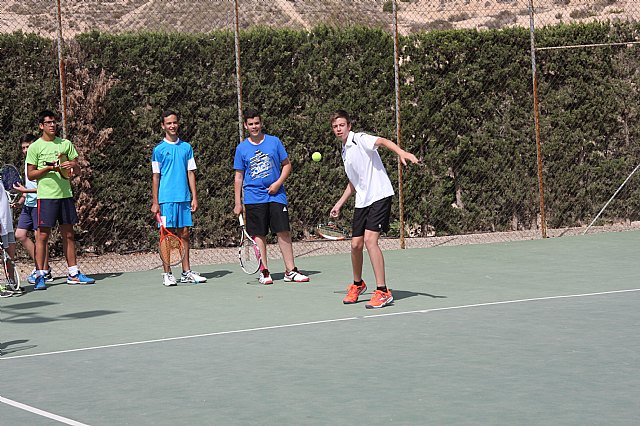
[{"xmin": 26, "ymin": 110, "xmax": 95, "ymax": 290}]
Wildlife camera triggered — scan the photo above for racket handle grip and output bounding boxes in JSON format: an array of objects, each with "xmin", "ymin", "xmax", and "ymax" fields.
[{"xmin": 238, "ymin": 214, "xmax": 245, "ymax": 227}]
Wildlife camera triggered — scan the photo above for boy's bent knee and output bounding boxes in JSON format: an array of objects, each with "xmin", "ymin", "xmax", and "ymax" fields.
[{"xmin": 351, "ymin": 240, "xmax": 364, "ymax": 251}]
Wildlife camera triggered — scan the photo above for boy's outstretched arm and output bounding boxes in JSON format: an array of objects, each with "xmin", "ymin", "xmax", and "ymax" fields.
[{"xmin": 375, "ymin": 137, "xmax": 420, "ymax": 166}]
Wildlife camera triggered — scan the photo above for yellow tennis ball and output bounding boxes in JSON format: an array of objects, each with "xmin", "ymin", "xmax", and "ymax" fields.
[{"xmin": 312, "ymin": 152, "xmax": 322, "ymax": 162}]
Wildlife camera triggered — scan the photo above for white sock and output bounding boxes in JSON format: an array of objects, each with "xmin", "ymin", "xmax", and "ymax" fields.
[{"xmin": 68, "ymin": 265, "xmax": 79, "ymax": 276}]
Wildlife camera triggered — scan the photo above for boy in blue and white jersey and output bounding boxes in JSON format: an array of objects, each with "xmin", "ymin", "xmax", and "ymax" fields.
[
  {"xmin": 233, "ymin": 109, "xmax": 309, "ymax": 285},
  {"xmin": 151, "ymin": 110, "xmax": 206, "ymax": 286}
]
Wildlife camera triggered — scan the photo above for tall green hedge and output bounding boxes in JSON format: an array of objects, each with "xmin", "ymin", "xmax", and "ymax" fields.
[{"xmin": 1, "ymin": 22, "xmax": 639, "ymax": 255}]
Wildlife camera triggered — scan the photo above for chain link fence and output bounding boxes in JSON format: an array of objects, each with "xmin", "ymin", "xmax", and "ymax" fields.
[
  {"xmin": 1, "ymin": 0, "xmax": 639, "ymax": 276},
  {"xmin": 532, "ymin": 1, "xmax": 640, "ymax": 235}
]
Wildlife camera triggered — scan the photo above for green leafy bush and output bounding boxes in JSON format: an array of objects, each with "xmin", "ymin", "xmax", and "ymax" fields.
[{"xmin": 1, "ymin": 21, "xmax": 639, "ymax": 255}]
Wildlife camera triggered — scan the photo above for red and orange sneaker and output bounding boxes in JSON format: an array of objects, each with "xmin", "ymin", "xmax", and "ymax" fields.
[
  {"xmin": 365, "ymin": 289, "xmax": 393, "ymax": 309},
  {"xmin": 343, "ymin": 281, "xmax": 367, "ymax": 304}
]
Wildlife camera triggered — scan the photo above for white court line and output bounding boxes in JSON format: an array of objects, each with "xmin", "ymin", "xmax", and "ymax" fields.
[
  {"xmin": 364, "ymin": 288, "xmax": 640, "ymax": 318},
  {"xmin": 2, "ymin": 288, "xmax": 639, "ymax": 363},
  {"xmin": 0, "ymin": 395, "xmax": 89, "ymax": 426}
]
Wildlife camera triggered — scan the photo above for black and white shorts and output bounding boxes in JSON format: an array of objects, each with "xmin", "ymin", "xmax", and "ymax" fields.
[{"xmin": 352, "ymin": 196, "xmax": 392, "ymax": 238}]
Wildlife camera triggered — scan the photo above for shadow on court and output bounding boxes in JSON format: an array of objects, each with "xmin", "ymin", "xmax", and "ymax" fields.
[
  {"xmin": 0, "ymin": 339, "xmax": 37, "ymax": 356},
  {"xmin": 2, "ymin": 300, "xmax": 119, "ymax": 324},
  {"xmin": 201, "ymin": 269, "xmax": 233, "ymax": 279},
  {"xmin": 391, "ymin": 289, "xmax": 447, "ymax": 301}
]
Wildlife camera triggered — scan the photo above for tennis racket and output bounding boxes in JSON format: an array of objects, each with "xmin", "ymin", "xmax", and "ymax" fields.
[
  {"xmin": 1, "ymin": 164, "xmax": 23, "ymax": 204},
  {"xmin": 1, "ymin": 240, "xmax": 21, "ymax": 294},
  {"xmin": 45, "ymin": 153, "xmax": 72, "ymax": 179},
  {"xmin": 238, "ymin": 215, "xmax": 262, "ymax": 274},
  {"xmin": 155, "ymin": 212, "xmax": 187, "ymax": 267},
  {"xmin": 316, "ymin": 221, "xmax": 351, "ymax": 240}
]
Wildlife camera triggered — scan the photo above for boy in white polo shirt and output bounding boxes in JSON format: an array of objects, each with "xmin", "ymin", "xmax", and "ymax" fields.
[{"xmin": 329, "ymin": 110, "xmax": 419, "ymax": 309}]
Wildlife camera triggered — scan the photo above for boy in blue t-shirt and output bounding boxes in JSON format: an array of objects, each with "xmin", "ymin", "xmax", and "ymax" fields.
[
  {"xmin": 151, "ymin": 110, "xmax": 206, "ymax": 286},
  {"xmin": 233, "ymin": 109, "xmax": 309, "ymax": 285}
]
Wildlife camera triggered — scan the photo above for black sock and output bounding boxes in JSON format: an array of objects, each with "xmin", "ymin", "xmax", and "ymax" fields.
[
  {"xmin": 354, "ymin": 280, "xmax": 363, "ymax": 286},
  {"xmin": 378, "ymin": 286, "xmax": 388, "ymax": 292}
]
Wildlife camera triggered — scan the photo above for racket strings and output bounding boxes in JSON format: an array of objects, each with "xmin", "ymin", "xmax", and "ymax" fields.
[
  {"xmin": 160, "ymin": 235, "xmax": 184, "ymax": 265},
  {"xmin": 239, "ymin": 238, "xmax": 260, "ymax": 272},
  {"xmin": 1, "ymin": 166, "xmax": 22, "ymax": 191}
]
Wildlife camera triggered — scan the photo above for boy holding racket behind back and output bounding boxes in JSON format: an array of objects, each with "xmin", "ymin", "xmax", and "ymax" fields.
[
  {"xmin": 26, "ymin": 110, "xmax": 95, "ymax": 290},
  {"xmin": 13, "ymin": 134, "xmax": 52, "ymax": 285},
  {"xmin": 151, "ymin": 110, "xmax": 206, "ymax": 287},
  {"xmin": 330, "ymin": 110, "xmax": 419, "ymax": 309},
  {"xmin": 233, "ymin": 109, "xmax": 309, "ymax": 285}
]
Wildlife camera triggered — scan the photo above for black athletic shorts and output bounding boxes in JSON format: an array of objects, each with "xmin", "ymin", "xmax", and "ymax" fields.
[
  {"xmin": 352, "ymin": 196, "xmax": 392, "ymax": 238},
  {"xmin": 245, "ymin": 202, "xmax": 290, "ymax": 236}
]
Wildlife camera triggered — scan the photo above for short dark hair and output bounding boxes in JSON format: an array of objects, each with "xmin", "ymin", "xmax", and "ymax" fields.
[
  {"xmin": 243, "ymin": 108, "xmax": 261, "ymax": 123},
  {"xmin": 20, "ymin": 134, "xmax": 37, "ymax": 144},
  {"xmin": 38, "ymin": 109, "xmax": 58, "ymax": 124},
  {"xmin": 330, "ymin": 110, "xmax": 351, "ymax": 125},
  {"xmin": 161, "ymin": 110, "xmax": 180, "ymax": 124}
]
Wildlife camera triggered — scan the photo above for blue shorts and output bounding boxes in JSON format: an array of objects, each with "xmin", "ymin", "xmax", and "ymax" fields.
[
  {"xmin": 160, "ymin": 202, "xmax": 192, "ymax": 228},
  {"xmin": 37, "ymin": 198, "xmax": 78, "ymax": 228},
  {"xmin": 17, "ymin": 205, "xmax": 38, "ymax": 231}
]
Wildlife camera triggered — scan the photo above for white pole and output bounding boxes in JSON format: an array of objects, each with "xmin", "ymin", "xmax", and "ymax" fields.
[{"xmin": 583, "ymin": 162, "xmax": 640, "ymax": 234}]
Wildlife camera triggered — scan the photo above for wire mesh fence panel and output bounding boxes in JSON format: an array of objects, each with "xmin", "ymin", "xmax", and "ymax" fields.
[
  {"xmin": 234, "ymin": 0, "xmax": 398, "ymax": 266},
  {"xmin": 392, "ymin": 0, "xmax": 544, "ymax": 247},
  {"xmin": 60, "ymin": 1, "xmax": 239, "ymax": 273},
  {"xmin": 532, "ymin": 0, "xmax": 640, "ymax": 233},
  {"xmin": 1, "ymin": 1, "xmax": 240, "ymax": 275},
  {"xmin": 2, "ymin": 1, "xmax": 640, "ymax": 276}
]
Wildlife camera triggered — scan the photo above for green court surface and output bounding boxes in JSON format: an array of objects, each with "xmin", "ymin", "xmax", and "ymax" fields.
[{"xmin": 1, "ymin": 231, "xmax": 639, "ymax": 425}]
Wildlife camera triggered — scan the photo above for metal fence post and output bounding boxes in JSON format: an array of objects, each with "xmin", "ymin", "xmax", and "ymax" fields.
[
  {"xmin": 55, "ymin": 0, "xmax": 68, "ymax": 137},
  {"xmin": 393, "ymin": 0, "xmax": 406, "ymax": 249},
  {"xmin": 528, "ymin": 0, "xmax": 547, "ymax": 239},
  {"xmin": 234, "ymin": 0, "xmax": 244, "ymax": 143}
]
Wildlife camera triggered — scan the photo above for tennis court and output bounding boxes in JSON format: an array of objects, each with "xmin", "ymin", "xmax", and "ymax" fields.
[{"xmin": 1, "ymin": 230, "xmax": 639, "ymax": 425}]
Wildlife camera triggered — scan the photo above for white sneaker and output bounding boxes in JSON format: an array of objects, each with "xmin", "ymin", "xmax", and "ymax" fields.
[
  {"xmin": 284, "ymin": 267, "xmax": 310, "ymax": 282},
  {"xmin": 258, "ymin": 269, "xmax": 273, "ymax": 285},
  {"xmin": 163, "ymin": 272, "xmax": 177, "ymax": 287},
  {"xmin": 181, "ymin": 270, "xmax": 207, "ymax": 283}
]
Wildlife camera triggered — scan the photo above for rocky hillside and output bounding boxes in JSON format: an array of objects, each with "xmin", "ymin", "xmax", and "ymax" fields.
[{"xmin": 0, "ymin": 0, "xmax": 637, "ymax": 37}]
